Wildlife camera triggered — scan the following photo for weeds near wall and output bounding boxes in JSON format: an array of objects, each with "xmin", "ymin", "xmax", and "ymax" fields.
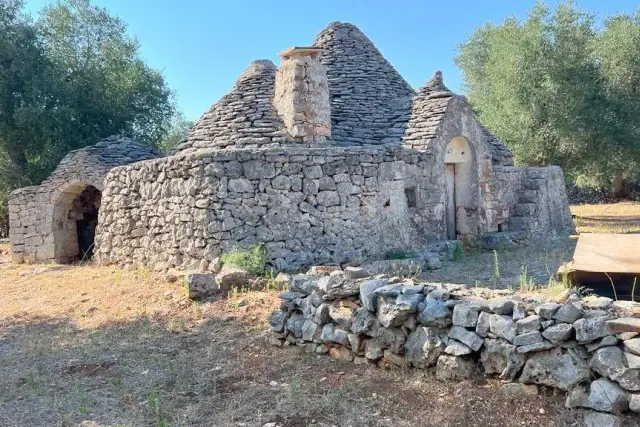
[
  {"xmin": 221, "ymin": 243, "xmax": 267, "ymax": 276},
  {"xmin": 452, "ymin": 242, "xmax": 464, "ymax": 261},
  {"xmin": 518, "ymin": 266, "xmax": 536, "ymax": 292},
  {"xmin": 384, "ymin": 249, "xmax": 416, "ymax": 260},
  {"xmin": 493, "ymin": 250, "xmax": 500, "ymax": 279}
]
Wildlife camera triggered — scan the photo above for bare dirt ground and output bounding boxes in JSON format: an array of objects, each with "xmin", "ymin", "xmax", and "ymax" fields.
[{"xmin": 1, "ymin": 203, "xmax": 639, "ymax": 427}]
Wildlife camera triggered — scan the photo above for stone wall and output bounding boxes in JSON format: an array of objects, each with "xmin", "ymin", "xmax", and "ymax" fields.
[
  {"xmin": 8, "ymin": 137, "xmax": 158, "ymax": 262},
  {"xmin": 269, "ymin": 270, "xmax": 640, "ymax": 421},
  {"xmin": 95, "ymin": 145, "xmax": 449, "ymax": 272}
]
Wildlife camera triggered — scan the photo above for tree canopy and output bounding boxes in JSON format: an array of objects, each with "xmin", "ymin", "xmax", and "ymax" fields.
[
  {"xmin": 456, "ymin": 2, "xmax": 640, "ymax": 191},
  {"xmin": 0, "ymin": 0, "xmax": 175, "ymax": 191}
]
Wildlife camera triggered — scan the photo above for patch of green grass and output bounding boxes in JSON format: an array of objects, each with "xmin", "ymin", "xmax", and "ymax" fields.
[
  {"xmin": 221, "ymin": 243, "xmax": 267, "ymax": 276},
  {"xmin": 384, "ymin": 249, "xmax": 416, "ymax": 260},
  {"xmin": 148, "ymin": 391, "xmax": 168, "ymax": 427}
]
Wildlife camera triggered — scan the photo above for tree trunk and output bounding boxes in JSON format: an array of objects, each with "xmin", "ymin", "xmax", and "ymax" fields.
[{"xmin": 610, "ymin": 172, "xmax": 630, "ymax": 199}]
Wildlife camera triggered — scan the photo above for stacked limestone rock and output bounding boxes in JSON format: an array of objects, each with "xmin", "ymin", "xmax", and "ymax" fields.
[{"xmin": 269, "ymin": 269, "xmax": 640, "ymax": 424}]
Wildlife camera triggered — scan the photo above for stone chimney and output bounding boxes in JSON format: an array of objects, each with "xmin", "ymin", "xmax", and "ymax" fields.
[{"xmin": 274, "ymin": 47, "xmax": 331, "ymax": 142}]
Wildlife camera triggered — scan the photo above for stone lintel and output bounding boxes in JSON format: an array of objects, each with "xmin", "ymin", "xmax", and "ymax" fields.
[{"xmin": 279, "ymin": 46, "xmax": 323, "ymax": 59}]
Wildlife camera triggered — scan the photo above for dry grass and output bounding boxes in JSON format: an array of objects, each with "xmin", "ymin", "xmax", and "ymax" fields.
[
  {"xmin": 571, "ymin": 201, "xmax": 640, "ymax": 234},
  {"xmin": 0, "ymin": 233, "xmax": 639, "ymax": 426}
]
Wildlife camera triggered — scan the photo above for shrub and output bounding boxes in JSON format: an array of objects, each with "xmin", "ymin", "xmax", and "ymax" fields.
[
  {"xmin": 221, "ymin": 243, "xmax": 267, "ymax": 276},
  {"xmin": 383, "ymin": 249, "xmax": 417, "ymax": 260}
]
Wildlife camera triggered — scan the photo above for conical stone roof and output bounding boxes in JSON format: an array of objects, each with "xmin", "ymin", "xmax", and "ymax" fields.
[
  {"xmin": 402, "ymin": 71, "xmax": 514, "ymax": 165},
  {"xmin": 175, "ymin": 60, "xmax": 290, "ymax": 154},
  {"xmin": 312, "ymin": 21, "xmax": 415, "ymax": 145}
]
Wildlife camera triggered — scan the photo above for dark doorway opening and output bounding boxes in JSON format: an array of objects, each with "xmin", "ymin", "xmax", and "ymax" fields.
[{"xmin": 73, "ymin": 186, "xmax": 101, "ymax": 260}]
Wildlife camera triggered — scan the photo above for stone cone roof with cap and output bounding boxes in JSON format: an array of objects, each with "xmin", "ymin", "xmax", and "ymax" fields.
[{"xmin": 311, "ymin": 21, "xmax": 415, "ymax": 145}]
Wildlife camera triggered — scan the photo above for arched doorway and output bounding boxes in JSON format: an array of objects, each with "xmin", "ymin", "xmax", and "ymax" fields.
[
  {"xmin": 444, "ymin": 137, "xmax": 476, "ymax": 240},
  {"xmin": 52, "ymin": 183, "xmax": 102, "ymax": 262}
]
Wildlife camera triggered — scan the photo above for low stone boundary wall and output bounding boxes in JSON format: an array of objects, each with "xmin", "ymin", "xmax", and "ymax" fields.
[{"xmin": 269, "ymin": 270, "xmax": 640, "ymax": 423}]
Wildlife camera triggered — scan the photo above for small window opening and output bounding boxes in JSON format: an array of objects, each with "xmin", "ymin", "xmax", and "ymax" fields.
[
  {"xmin": 404, "ymin": 187, "xmax": 417, "ymax": 208},
  {"xmin": 497, "ymin": 222, "xmax": 505, "ymax": 232},
  {"xmin": 383, "ymin": 199, "xmax": 391, "ymax": 208}
]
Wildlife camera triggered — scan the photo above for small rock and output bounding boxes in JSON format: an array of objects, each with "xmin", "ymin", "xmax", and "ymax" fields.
[
  {"xmin": 365, "ymin": 339, "xmax": 384, "ymax": 360},
  {"xmin": 376, "ymin": 327, "xmax": 407, "ymax": 354},
  {"xmin": 448, "ymin": 326, "xmax": 483, "ymax": 352},
  {"xmin": 418, "ymin": 297, "xmax": 452, "ymax": 328},
  {"xmin": 625, "ymin": 350, "xmax": 640, "ymax": 369},
  {"xmin": 480, "ymin": 338, "xmax": 526, "ymax": 381},
  {"xmin": 374, "ymin": 283, "xmax": 405, "ymax": 297},
  {"xmin": 289, "ymin": 275, "xmax": 317, "ymax": 295},
  {"xmin": 517, "ymin": 340, "xmax": 555, "ymax": 354},
  {"xmin": 574, "ymin": 316, "xmax": 612, "ymax": 343},
  {"xmin": 489, "ymin": 315, "xmax": 516, "ymax": 343},
  {"xmin": 401, "ymin": 284, "xmax": 424, "ymax": 295},
  {"xmin": 625, "ymin": 338, "xmax": 640, "ymax": 355},
  {"xmin": 585, "ymin": 335, "xmax": 618, "ymax": 352},
  {"xmin": 607, "ymin": 317, "xmax": 640, "ymax": 334},
  {"xmin": 185, "ymin": 272, "xmax": 217, "ymax": 299},
  {"xmin": 513, "ymin": 331, "xmax": 543, "ymax": 347},
  {"xmin": 589, "ymin": 346, "xmax": 628, "ymax": 381},
  {"xmin": 584, "ymin": 296, "xmax": 613, "ymax": 310},
  {"xmin": 516, "ymin": 315, "xmax": 541, "ymax": 334},
  {"xmin": 422, "ymin": 252, "xmax": 442, "ymax": 270},
  {"xmin": 444, "ymin": 340, "xmax": 472, "ymax": 356},
  {"xmin": 452, "ymin": 303, "xmax": 479, "ymax": 328},
  {"xmin": 329, "ymin": 346, "xmax": 353, "ymax": 362},
  {"xmin": 535, "ymin": 303, "xmax": 561, "ymax": 319},
  {"xmin": 542, "ymin": 323, "xmax": 573, "ymax": 344},
  {"xmin": 519, "ymin": 347, "xmax": 590, "ymax": 390},
  {"xmin": 359, "ymin": 279, "xmax": 388, "ymax": 311},
  {"xmin": 382, "ymin": 350, "xmax": 406, "ymax": 367},
  {"xmin": 269, "ymin": 311, "xmax": 287, "ymax": 333},
  {"xmin": 630, "ymin": 394, "xmax": 640, "ymax": 412},
  {"xmin": 489, "ymin": 297, "xmax": 514, "ymax": 315},
  {"xmin": 436, "ymin": 355, "xmax": 477, "ymax": 381},
  {"xmin": 587, "ymin": 378, "xmax": 629, "ymax": 413},
  {"xmin": 405, "ymin": 327, "xmax": 445, "ymax": 368},
  {"xmin": 583, "ymin": 412, "xmax": 621, "ymax": 427},
  {"xmin": 351, "ymin": 307, "xmax": 376, "ymax": 334},
  {"xmin": 553, "ymin": 302, "xmax": 583, "ymax": 323},
  {"xmin": 343, "ymin": 266, "xmax": 370, "ymax": 280},
  {"xmin": 215, "ymin": 266, "xmax": 248, "ymax": 292},
  {"xmin": 512, "ymin": 303, "xmax": 527, "ymax": 321},
  {"xmin": 476, "ymin": 311, "xmax": 491, "ymax": 337}
]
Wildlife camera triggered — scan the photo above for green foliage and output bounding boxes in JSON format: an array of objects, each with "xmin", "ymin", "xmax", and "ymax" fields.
[
  {"xmin": 158, "ymin": 111, "xmax": 193, "ymax": 152},
  {"xmin": 456, "ymin": 2, "xmax": 640, "ymax": 189},
  {"xmin": 518, "ymin": 265, "xmax": 536, "ymax": 291},
  {"xmin": 383, "ymin": 249, "xmax": 416, "ymax": 260},
  {"xmin": 452, "ymin": 242, "xmax": 464, "ymax": 261},
  {"xmin": 493, "ymin": 250, "xmax": 500, "ymax": 278},
  {"xmin": 0, "ymin": 0, "xmax": 176, "ymax": 232},
  {"xmin": 220, "ymin": 243, "xmax": 267, "ymax": 276},
  {"xmin": 147, "ymin": 391, "xmax": 168, "ymax": 427}
]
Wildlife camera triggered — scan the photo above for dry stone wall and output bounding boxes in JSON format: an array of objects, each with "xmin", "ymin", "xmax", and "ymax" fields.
[
  {"xmin": 269, "ymin": 270, "xmax": 640, "ymax": 421},
  {"xmin": 95, "ymin": 146, "xmax": 449, "ymax": 272}
]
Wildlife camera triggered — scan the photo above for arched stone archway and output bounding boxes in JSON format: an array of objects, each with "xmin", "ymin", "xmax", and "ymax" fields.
[
  {"xmin": 444, "ymin": 136, "xmax": 479, "ymax": 241},
  {"xmin": 51, "ymin": 182, "xmax": 102, "ymax": 262}
]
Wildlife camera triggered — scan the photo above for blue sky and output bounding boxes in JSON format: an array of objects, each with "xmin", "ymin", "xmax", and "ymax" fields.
[{"xmin": 25, "ymin": 0, "xmax": 640, "ymax": 120}]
